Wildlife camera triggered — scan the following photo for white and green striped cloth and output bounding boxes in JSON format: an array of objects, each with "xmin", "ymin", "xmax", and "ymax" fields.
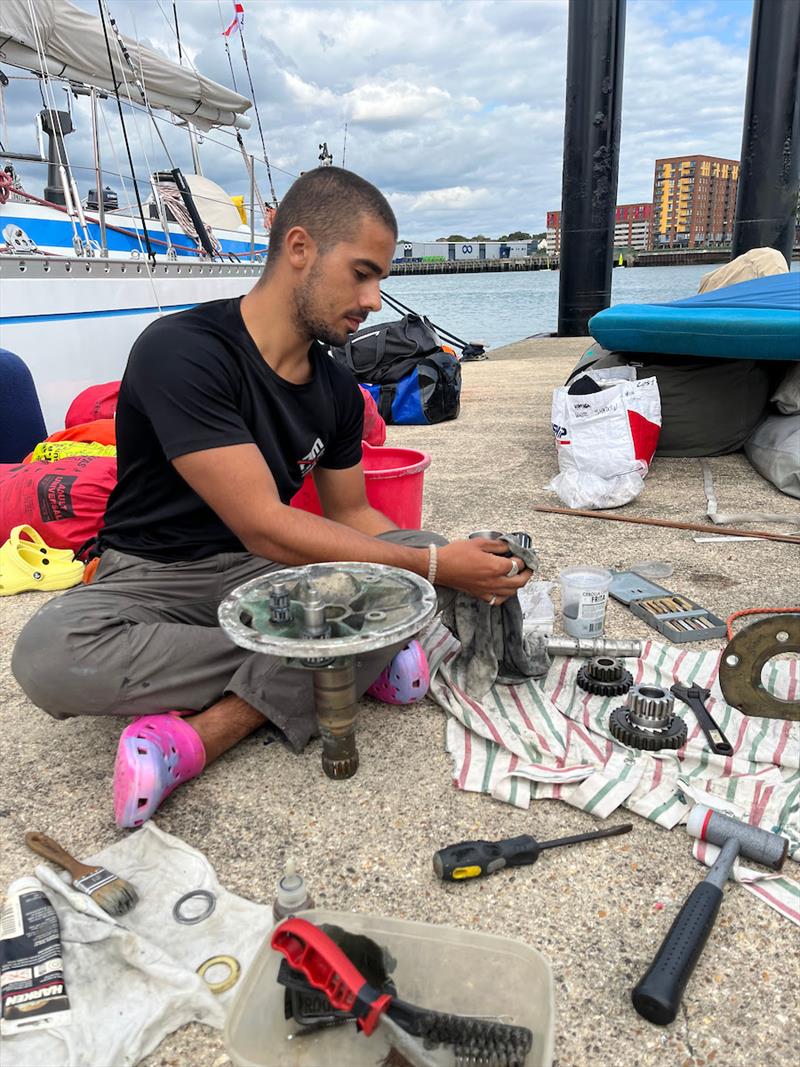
[{"xmin": 422, "ymin": 623, "xmax": 800, "ymax": 925}]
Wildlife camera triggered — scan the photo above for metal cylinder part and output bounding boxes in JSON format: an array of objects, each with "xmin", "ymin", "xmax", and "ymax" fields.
[
  {"xmin": 313, "ymin": 658, "xmax": 360, "ymax": 780},
  {"xmin": 626, "ymin": 685, "xmax": 675, "ymax": 730},
  {"xmin": 546, "ymin": 636, "xmax": 642, "ymax": 659},
  {"xmin": 302, "ymin": 584, "xmax": 328, "ymax": 638},
  {"xmin": 686, "ymin": 804, "xmax": 788, "ymax": 871}
]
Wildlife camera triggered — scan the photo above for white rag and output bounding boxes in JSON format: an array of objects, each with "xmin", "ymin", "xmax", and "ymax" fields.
[
  {"xmin": 2, "ymin": 823, "xmax": 273, "ymax": 1067},
  {"xmin": 422, "ymin": 622, "xmax": 800, "ymax": 925}
]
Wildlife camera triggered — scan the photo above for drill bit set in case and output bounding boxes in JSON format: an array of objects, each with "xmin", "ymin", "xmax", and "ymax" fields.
[{"xmin": 609, "ymin": 572, "xmax": 727, "ymax": 643}]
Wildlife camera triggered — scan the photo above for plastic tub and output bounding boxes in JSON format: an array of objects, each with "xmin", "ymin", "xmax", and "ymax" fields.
[
  {"xmin": 224, "ymin": 909, "xmax": 555, "ymax": 1067},
  {"xmin": 290, "ymin": 441, "xmax": 431, "ymax": 529},
  {"xmin": 559, "ymin": 566, "xmax": 613, "ymax": 638}
]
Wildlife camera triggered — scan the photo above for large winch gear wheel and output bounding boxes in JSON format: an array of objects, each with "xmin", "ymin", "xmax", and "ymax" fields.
[
  {"xmin": 576, "ymin": 656, "xmax": 634, "ymax": 697},
  {"xmin": 609, "ymin": 684, "xmax": 687, "ymax": 751}
]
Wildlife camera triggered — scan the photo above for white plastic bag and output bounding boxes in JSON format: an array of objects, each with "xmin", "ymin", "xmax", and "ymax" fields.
[{"xmin": 548, "ymin": 368, "xmax": 661, "ymax": 508}]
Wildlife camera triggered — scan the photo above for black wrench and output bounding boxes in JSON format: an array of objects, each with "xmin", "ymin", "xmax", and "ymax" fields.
[{"xmin": 670, "ymin": 684, "xmax": 734, "ymax": 756}]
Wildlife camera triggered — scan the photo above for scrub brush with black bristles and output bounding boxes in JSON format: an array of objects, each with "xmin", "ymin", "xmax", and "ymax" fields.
[
  {"xmin": 26, "ymin": 832, "xmax": 139, "ymax": 916},
  {"xmin": 273, "ymin": 917, "xmax": 533, "ymax": 1067}
]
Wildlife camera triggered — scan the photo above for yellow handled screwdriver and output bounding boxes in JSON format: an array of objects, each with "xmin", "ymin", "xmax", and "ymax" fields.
[{"xmin": 433, "ymin": 823, "xmax": 633, "ymax": 882}]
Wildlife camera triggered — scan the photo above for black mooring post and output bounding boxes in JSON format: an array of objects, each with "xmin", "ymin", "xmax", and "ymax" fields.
[
  {"xmin": 557, "ymin": 0, "xmax": 626, "ymax": 337},
  {"xmin": 731, "ymin": 0, "xmax": 800, "ymax": 263}
]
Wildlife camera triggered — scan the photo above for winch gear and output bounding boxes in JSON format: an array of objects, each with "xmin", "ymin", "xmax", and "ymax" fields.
[
  {"xmin": 576, "ymin": 656, "xmax": 633, "ymax": 697},
  {"xmin": 608, "ymin": 685, "xmax": 687, "ymax": 751}
]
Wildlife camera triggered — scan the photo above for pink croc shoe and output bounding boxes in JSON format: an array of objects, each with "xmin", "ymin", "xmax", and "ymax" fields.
[
  {"xmin": 114, "ymin": 713, "xmax": 206, "ymax": 828},
  {"xmin": 366, "ymin": 640, "xmax": 430, "ymax": 705}
]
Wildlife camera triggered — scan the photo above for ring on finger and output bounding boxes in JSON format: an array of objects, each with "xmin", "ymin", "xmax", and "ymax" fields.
[{"xmin": 506, "ymin": 559, "xmax": 520, "ymax": 577}]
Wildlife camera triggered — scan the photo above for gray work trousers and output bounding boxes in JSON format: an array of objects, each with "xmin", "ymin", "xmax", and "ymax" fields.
[{"xmin": 11, "ymin": 530, "xmax": 447, "ymax": 752}]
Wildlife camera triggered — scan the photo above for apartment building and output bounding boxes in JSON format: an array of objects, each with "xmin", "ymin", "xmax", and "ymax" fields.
[{"xmin": 652, "ymin": 155, "xmax": 739, "ymax": 248}]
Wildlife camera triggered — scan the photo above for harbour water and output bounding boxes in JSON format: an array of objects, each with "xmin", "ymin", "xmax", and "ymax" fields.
[{"xmin": 376, "ymin": 262, "xmax": 800, "ymax": 350}]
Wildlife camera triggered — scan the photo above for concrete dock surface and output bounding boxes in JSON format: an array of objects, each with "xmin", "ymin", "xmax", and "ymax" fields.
[{"xmin": 1, "ymin": 337, "xmax": 797, "ymax": 1067}]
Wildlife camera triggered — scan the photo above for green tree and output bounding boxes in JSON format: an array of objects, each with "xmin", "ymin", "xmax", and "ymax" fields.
[
  {"xmin": 506, "ymin": 231, "xmax": 532, "ymax": 240},
  {"xmin": 445, "ymin": 234, "xmax": 468, "ymax": 241}
]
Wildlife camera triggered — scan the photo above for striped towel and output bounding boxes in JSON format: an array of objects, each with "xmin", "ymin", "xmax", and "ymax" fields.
[{"xmin": 423, "ymin": 622, "xmax": 800, "ymax": 924}]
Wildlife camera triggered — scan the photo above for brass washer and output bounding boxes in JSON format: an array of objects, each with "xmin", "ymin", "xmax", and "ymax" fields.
[{"xmin": 196, "ymin": 954, "xmax": 240, "ymax": 994}]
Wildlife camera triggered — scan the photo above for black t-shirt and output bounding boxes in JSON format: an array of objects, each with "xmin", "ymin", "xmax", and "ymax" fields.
[{"xmin": 99, "ymin": 297, "xmax": 364, "ymax": 561}]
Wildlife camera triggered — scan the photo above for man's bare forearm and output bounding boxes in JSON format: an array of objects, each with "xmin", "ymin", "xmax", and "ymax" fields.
[
  {"xmin": 328, "ymin": 505, "xmax": 398, "ymax": 537},
  {"xmin": 245, "ymin": 502, "xmax": 427, "ymax": 574}
]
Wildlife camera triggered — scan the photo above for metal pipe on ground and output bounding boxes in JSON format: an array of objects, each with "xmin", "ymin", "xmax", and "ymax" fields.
[
  {"xmin": 532, "ymin": 505, "xmax": 800, "ymax": 546},
  {"xmin": 557, "ymin": 0, "xmax": 626, "ymax": 337},
  {"xmin": 731, "ymin": 0, "xmax": 800, "ymax": 262}
]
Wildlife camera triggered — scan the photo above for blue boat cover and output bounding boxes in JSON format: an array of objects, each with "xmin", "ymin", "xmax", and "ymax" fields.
[{"xmin": 589, "ymin": 272, "xmax": 800, "ymax": 360}]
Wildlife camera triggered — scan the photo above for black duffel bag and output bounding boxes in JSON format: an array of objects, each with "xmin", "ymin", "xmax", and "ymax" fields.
[{"xmin": 331, "ymin": 313, "xmax": 461, "ymax": 425}]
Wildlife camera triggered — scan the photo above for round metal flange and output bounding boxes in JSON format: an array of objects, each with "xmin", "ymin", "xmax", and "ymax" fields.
[
  {"xmin": 719, "ymin": 615, "xmax": 800, "ymax": 721},
  {"xmin": 218, "ymin": 563, "xmax": 437, "ymax": 660}
]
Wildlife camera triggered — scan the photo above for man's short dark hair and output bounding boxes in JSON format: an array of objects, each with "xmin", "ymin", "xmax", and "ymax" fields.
[{"xmin": 264, "ymin": 167, "xmax": 397, "ymax": 272}]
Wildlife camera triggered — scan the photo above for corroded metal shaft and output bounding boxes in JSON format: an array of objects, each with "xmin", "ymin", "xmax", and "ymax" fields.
[
  {"xmin": 312, "ymin": 658, "xmax": 359, "ymax": 780},
  {"xmin": 545, "ymin": 636, "xmax": 642, "ymax": 659}
]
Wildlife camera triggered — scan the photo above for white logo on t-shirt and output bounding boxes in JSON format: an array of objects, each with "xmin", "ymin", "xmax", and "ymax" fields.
[{"xmin": 297, "ymin": 437, "xmax": 325, "ymax": 476}]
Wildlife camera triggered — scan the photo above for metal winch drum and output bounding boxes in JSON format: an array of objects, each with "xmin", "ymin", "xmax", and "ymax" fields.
[{"xmin": 218, "ymin": 563, "xmax": 437, "ymax": 780}]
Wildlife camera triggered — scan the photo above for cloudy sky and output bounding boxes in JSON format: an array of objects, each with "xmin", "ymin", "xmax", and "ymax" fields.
[{"xmin": 3, "ymin": 0, "xmax": 754, "ymax": 239}]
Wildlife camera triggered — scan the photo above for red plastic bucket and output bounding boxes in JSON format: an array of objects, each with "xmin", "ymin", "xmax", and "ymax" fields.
[{"xmin": 290, "ymin": 441, "xmax": 431, "ymax": 529}]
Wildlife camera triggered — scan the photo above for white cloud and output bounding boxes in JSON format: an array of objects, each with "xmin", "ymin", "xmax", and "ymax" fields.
[{"xmin": 4, "ymin": 0, "xmax": 754, "ymax": 239}]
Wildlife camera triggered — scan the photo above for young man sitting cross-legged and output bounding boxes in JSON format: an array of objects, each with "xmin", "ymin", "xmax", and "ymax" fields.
[{"xmin": 12, "ymin": 167, "xmax": 532, "ymax": 827}]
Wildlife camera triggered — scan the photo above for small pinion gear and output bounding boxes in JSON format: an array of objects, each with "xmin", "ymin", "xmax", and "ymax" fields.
[{"xmin": 576, "ymin": 656, "xmax": 633, "ymax": 697}]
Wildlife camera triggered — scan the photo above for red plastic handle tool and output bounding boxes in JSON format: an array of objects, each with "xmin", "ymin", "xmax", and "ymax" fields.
[{"xmin": 271, "ymin": 917, "xmax": 392, "ymax": 1036}]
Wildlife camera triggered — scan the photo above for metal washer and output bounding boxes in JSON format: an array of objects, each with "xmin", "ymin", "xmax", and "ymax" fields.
[{"xmin": 173, "ymin": 889, "xmax": 216, "ymax": 925}]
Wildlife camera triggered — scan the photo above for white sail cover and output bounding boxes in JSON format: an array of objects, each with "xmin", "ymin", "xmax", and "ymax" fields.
[{"xmin": 0, "ymin": 0, "xmax": 252, "ymax": 130}]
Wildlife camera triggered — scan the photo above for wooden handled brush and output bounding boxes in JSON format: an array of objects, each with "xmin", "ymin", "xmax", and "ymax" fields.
[{"xmin": 25, "ymin": 832, "xmax": 139, "ymax": 917}]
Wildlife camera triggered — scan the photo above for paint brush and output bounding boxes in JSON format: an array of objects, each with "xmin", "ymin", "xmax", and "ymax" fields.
[{"xmin": 25, "ymin": 831, "xmax": 138, "ymax": 916}]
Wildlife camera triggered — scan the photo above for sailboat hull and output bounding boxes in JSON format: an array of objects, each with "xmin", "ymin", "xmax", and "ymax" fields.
[{"xmin": 0, "ymin": 256, "xmax": 262, "ymax": 430}]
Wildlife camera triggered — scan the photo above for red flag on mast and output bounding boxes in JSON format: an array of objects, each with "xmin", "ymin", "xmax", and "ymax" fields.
[{"xmin": 222, "ymin": 1, "xmax": 244, "ymax": 37}]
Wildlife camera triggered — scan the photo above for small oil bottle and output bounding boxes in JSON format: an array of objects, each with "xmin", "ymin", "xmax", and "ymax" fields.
[{"xmin": 272, "ymin": 859, "xmax": 314, "ymax": 923}]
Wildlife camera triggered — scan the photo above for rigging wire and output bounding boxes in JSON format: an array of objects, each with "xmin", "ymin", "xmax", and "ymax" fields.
[
  {"xmin": 379, "ymin": 288, "xmax": 472, "ymax": 350},
  {"xmin": 233, "ymin": 7, "xmax": 278, "ymax": 205},
  {"xmin": 97, "ymin": 93, "xmax": 147, "ymax": 256},
  {"xmin": 97, "ymin": 0, "xmax": 155, "ymax": 264},
  {"xmin": 105, "ymin": 0, "xmax": 178, "ymax": 257},
  {"xmin": 24, "ymin": 0, "xmax": 83, "ymax": 247},
  {"xmin": 171, "ymin": 0, "xmax": 183, "ymax": 65},
  {"xmin": 216, "ymin": 0, "xmax": 240, "ymax": 93}
]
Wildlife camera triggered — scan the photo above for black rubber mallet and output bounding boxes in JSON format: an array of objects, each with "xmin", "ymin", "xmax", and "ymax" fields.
[{"xmin": 632, "ymin": 804, "xmax": 789, "ymax": 1025}]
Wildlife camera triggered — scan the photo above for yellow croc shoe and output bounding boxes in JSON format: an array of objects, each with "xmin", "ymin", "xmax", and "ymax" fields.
[
  {"xmin": 0, "ymin": 537, "xmax": 84, "ymax": 595},
  {"xmin": 10, "ymin": 524, "xmax": 76, "ymax": 562}
]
